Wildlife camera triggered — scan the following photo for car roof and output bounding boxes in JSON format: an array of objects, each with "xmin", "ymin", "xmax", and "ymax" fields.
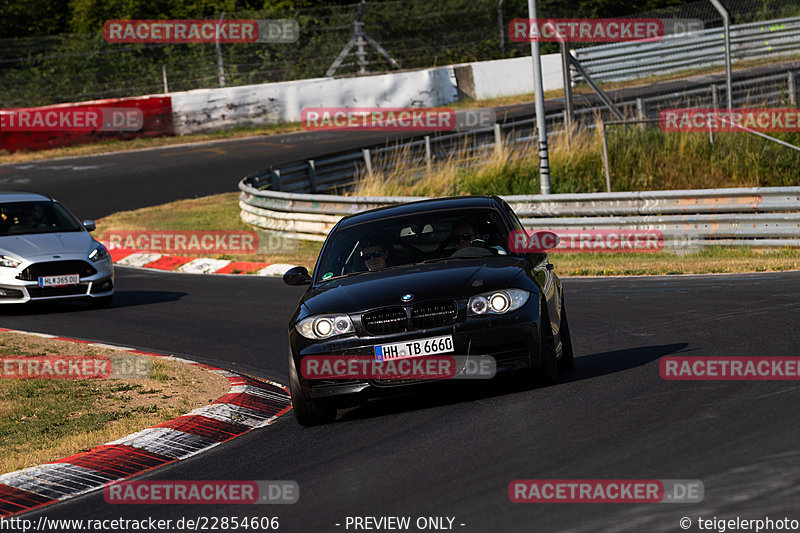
[
  {"xmin": 336, "ymin": 195, "xmax": 504, "ymax": 229},
  {"xmin": 0, "ymin": 191, "xmax": 53, "ymax": 203}
]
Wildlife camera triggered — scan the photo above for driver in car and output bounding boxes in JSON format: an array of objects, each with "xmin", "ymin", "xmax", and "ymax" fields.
[
  {"xmin": 453, "ymin": 220, "xmax": 477, "ymax": 250},
  {"xmin": 359, "ymin": 237, "xmax": 390, "ymax": 271}
]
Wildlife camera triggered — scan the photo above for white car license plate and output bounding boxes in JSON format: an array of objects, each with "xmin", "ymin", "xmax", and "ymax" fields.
[
  {"xmin": 38, "ymin": 274, "xmax": 80, "ymax": 287},
  {"xmin": 374, "ymin": 335, "xmax": 454, "ymax": 361}
]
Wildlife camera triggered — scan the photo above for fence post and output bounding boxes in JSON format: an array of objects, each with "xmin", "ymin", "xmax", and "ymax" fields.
[
  {"xmin": 494, "ymin": 123, "xmax": 503, "ymax": 155},
  {"xmin": 362, "ymin": 149, "xmax": 373, "ymax": 177},
  {"xmin": 215, "ymin": 13, "xmax": 226, "ymax": 87},
  {"xmin": 601, "ymin": 121, "xmax": 611, "ymax": 193},
  {"xmin": 789, "ymin": 72, "xmax": 796, "ymax": 106},
  {"xmin": 424, "ymin": 135, "xmax": 432, "ymax": 173},
  {"xmin": 712, "ymin": 84, "xmax": 719, "ymax": 109},
  {"xmin": 308, "ymin": 160, "xmax": 317, "ymax": 193},
  {"xmin": 162, "ymin": 65, "xmax": 169, "ymax": 94}
]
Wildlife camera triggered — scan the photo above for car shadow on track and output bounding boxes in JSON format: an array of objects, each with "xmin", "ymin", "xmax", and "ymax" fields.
[
  {"xmin": 561, "ymin": 343, "xmax": 689, "ymax": 383},
  {"xmin": 336, "ymin": 343, "xmax": 688, "ymax": 424},
  {"xmin": 0, "ymin": 290, "xmax": 186, "ymax": 315}
]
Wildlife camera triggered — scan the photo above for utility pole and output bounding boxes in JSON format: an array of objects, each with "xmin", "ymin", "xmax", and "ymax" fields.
[{"xmin": 527, "ymin": 0, "xmax": 551, "ymax": 194}]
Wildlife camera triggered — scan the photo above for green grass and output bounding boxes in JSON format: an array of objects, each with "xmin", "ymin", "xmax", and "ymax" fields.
[
  {"xmin": 97, "ymin": 193, "xmax": 323, "ymax": 270},
  {"xmin": 552, "ymin": 246, "xmax": 800, "ymax": 276},
  {"xmin": 0, "ymin": 332, "xmax": 230, "ymax": 474}
]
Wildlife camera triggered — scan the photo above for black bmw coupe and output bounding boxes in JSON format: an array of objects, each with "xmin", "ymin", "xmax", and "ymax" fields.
[{"xmin": 283, "ymin": 195, "xmax": 572, "ymax": 426}]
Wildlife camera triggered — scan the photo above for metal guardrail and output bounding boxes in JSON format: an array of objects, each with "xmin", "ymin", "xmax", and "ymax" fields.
[
  {"xmin": 575, "ymin": 17, "xmax": 800, "ymax": 83},
  {"xmin": 238, "ymin": 181, "xmax": 800, "ymax": 248}
]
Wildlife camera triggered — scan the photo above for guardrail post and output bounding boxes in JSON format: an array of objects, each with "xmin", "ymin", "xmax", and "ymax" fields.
[
  {"xmin": 308, "ymin": 160, "xmax": 317, "ymax": 193},
  {"xmin": 708, "ymin": 116, "xmax": 714, "ymax": 145},
  {"xmin": 601, "ymin": 121, "xmax": 611, "ymax": 192},
  {"xmin": 494, "ymin": 123, "xmax": 503, "ymax": 155},
  {"xmin": 362, "ymin": 149, "xmax": 373, "ymax": 177},
  {"xmin": 789, "ymin": 72, "xmax": 796, "ymax": 106},
  {"xmin": 636, "ymin": 98, "xmax": 644, "ymax": 130},
  {"xmin": 424, "ymin": 135, "xmax": 432, "ymax": 173}
]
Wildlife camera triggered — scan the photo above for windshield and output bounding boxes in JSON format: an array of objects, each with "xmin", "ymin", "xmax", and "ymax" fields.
[
  {"xmin": 315, "ymin": 208, "xmax": 514, "ymax": 282},
  {"xmin": 0, "ymin": 201, "xmax": 82, "ymax": 236}
]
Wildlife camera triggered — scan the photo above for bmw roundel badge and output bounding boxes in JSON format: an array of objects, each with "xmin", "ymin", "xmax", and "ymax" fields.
[{"xmin": 401, "ymin": 293, "xmax": 414, "ymax": 302}]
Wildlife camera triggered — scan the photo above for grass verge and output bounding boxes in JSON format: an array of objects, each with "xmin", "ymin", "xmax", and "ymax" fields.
[
  {"xmin": 97, "ymin": 193, "xmax": 800, "ymax": 276},
  {"xmin": 95, "ymin": 193, "xmax": 322, "ymax": 271},
  {"xmin": 0, "ymin": 331, "xmax": 230, "ymax": 474}
]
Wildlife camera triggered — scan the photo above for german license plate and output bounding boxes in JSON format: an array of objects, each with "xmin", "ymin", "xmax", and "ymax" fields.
[
  {"xmin": 38, "ymin": 274, "xmax": 80, "ymax": 287},
  {"xmin": 374, "ymin": 335, "xmax": 453, "ymax": 361}
]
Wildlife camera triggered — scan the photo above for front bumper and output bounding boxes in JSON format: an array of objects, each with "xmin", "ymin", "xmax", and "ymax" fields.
[
  {"xmin": 0, "ymin": 256, "xmax": 114, "ymax": 304},
  {"xmin": 291, "ymin": 299, "xmax": 541, "ymax": 405}
]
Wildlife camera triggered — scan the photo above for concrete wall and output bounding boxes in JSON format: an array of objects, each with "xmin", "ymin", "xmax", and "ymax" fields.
[
  {"xmin": 171, "ymin": 68, "xmax": 459, "ymax": 135},
  {"xmin": 466, "ymin": 54, "xmax": 563, "ymax": 100},
  {"xmin": 171, "ymin": 54, "xmax": 562, "ymax": 134}
]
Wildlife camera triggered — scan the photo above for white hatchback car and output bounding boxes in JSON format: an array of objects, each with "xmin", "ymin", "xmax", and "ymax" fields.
[{"xmin": 0, "ymin": 192, "xmax": 114, "ymax": 307}]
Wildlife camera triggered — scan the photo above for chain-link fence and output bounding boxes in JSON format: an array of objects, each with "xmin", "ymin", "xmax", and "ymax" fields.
[{"xmin": 2, "ymin": 0, "xmax": 800, "ymax": 108}]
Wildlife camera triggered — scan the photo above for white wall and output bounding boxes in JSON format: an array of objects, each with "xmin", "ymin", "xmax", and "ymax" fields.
[
  {"xmin": 467, "ymin": 54, "xmax": 563, "ymax": 100},
  {"xmin": 171, "ymin": 68, "xmax": 457, "ymax": 135},
  {"xmin": 170, "ymin": 55, "xmax": 562, "ymax": 134}
]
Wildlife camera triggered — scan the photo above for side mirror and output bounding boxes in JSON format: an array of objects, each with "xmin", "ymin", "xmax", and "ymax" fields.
[
  {"xmin": 283, "ymin": 266, "xmax": 312, "ymax": 286},
  {"xmin": 82, "ymin": 220, "xmax": 96, "ymax": 232}
]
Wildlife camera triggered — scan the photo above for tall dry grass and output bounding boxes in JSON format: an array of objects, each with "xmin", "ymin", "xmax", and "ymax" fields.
[{"xmin": 353, "ymin": 118, "xmax": 800, "ymax": 196}]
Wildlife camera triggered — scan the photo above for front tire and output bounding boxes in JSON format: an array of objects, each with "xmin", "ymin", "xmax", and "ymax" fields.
[
  {"xmin": 557, "ymin": 297, "xmax": 574, "ymax": 370},
  {"xmin": 289, "ymin": 355, "xmax": 336, "ymax": 426},
  {"xmin": 536, "ymin": 296, "xmax": 559, "ymax": 384}
]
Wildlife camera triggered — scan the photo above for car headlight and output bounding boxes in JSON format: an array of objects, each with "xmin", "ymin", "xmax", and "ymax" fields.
[
  {"xmin": 296, "ymin": 314, "xmax": 354, "ymax": 340},
  {"xmin": 0, "ymin": 255, "xmax": 22, "ymax": 268},
  {"xmin": 468, "ymin": 289, "xmax": 529, "ymax": 315},
  {"xmin": 88, "ymin": 244, "xmax": 109, "ymax": 262}
]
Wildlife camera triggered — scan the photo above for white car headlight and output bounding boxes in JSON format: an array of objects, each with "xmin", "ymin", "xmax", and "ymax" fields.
[
  {"xmin": 0, "ymin": 255, "xmax": 22, "ymax": 268},
  {"xmin": 89, "ymin": 244, "xmax": 109, "ymax": 262},
  {"xmin": 468, "ymin": 289, "xmax": 529, "ymax": 315},
  {"xmin": 296, "ymin": 314, "xmax": 354, "ymax": 340}
]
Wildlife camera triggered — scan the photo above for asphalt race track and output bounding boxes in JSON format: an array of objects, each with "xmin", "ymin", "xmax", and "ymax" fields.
[{"xmin": 3, "ymin": 267, "xmax": 800, "ymax": 532}]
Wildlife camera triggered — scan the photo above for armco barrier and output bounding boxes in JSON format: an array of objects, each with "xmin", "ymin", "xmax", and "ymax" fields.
[
  {"xmin": 0, "ymin": 96, "xmax": 173, "ymax": 152},
  {"xmin": 575, "ymin": 16, "xmax": 800, "ymax": 84},
  {"xmin": 238, "ymin": 180, "xmax": 800, "ymax": 248}
]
